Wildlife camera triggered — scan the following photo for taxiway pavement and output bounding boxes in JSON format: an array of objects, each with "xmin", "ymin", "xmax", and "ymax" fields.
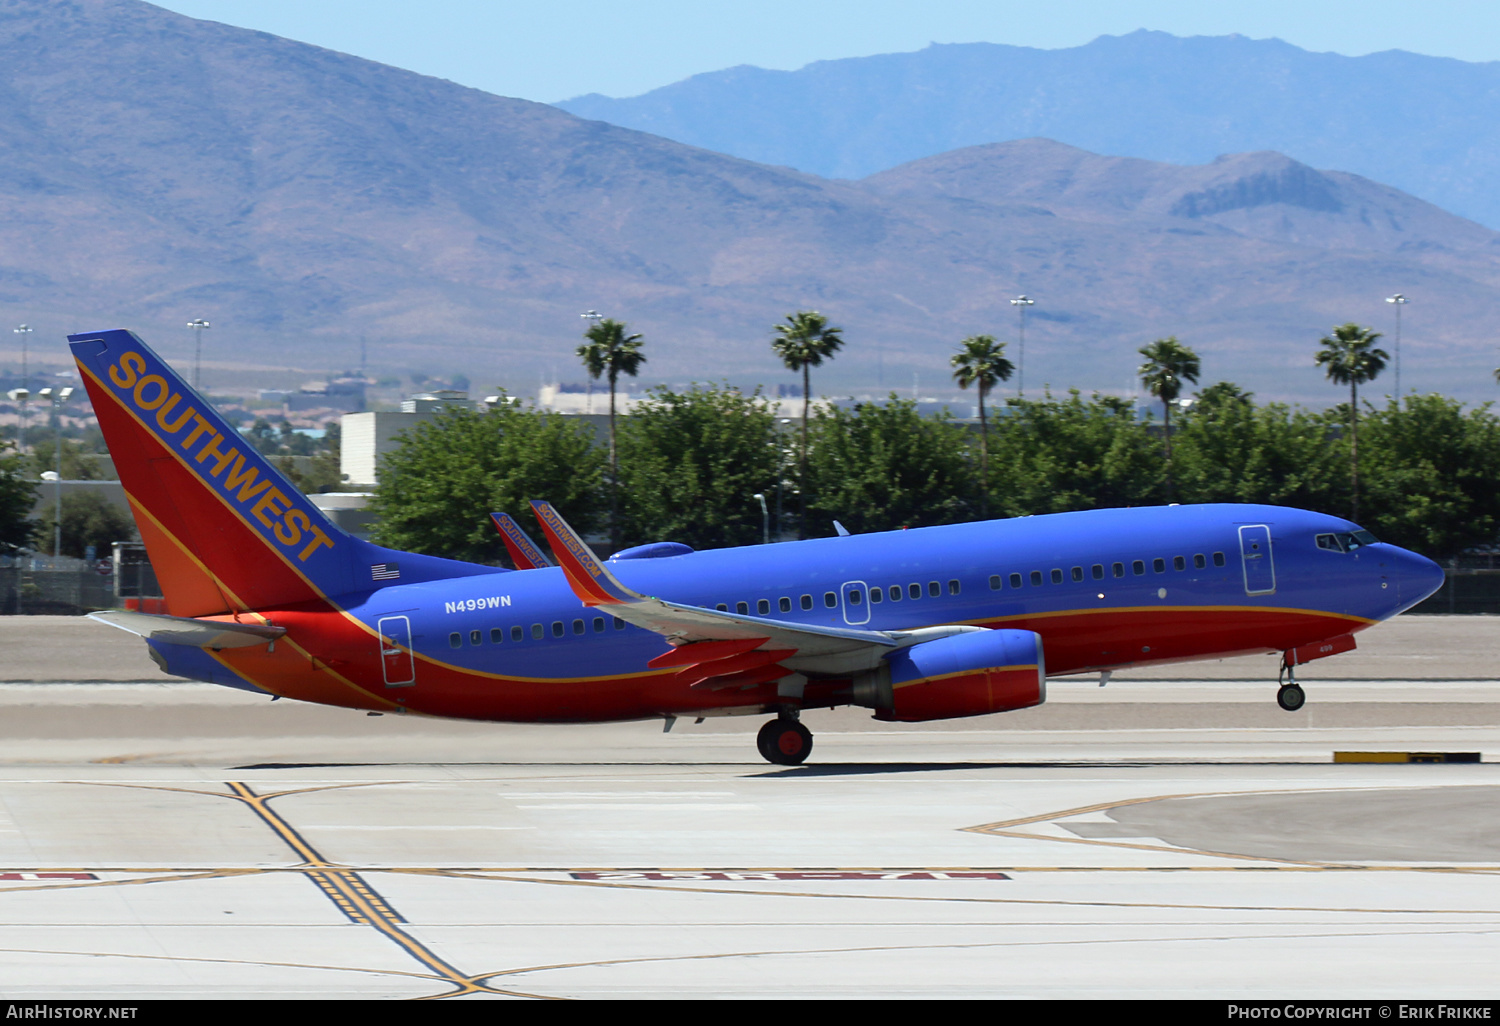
[{"xmin": 0, "ymin": 615, "xmax": 1493, "ymax": 999}]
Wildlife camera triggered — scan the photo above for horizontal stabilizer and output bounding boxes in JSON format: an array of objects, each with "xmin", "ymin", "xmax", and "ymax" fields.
[
  {"xmin": 490, "ymin": 512, "xmax": 553, "ymax": 570},
  {"xmin": 88, "ymin": 610, "xmax": 286, "ymax": 650}
]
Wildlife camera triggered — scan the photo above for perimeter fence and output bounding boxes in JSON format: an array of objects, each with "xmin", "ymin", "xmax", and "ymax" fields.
[{"xmin": 0, "ymin": 543, "xmax": 160, "ymax": 615}]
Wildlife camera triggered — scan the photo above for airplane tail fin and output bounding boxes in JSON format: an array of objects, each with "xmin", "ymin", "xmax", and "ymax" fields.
[
  {"xmin": 70, "ymin": 329, "xmax": 495, "ymax": 616},
  {"xmin": 490, "ymin": 512, "xmax": 553, "ymax": 570}
]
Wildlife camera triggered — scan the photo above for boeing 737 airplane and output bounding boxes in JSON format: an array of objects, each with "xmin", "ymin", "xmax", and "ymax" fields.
[{"xmin": 72, "ymin": 329, "xmax": 1445, "ymax": 764}]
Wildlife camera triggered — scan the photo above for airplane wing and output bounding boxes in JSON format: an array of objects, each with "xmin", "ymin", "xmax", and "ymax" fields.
[
  {"xmin": 490, "ymin": 512, "xmax": 553, "ymax": 570},
  {"xmin": 527, "ymin": 500, "xmax": 980, "ymax": 686}
]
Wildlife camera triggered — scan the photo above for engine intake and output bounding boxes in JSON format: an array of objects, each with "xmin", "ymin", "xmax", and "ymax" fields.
[{"xmin": 853, "ymin": 628, "xmax": 1045, "ymax": 722}]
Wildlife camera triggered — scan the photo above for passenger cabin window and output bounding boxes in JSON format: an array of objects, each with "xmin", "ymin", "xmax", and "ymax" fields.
[
  {"xmin": 948, "ymin": 579, "xmax": 961, "ymax": 595},
  {"xmin": 889, "ymin": 585, "xmax": 901, "ymax": 601},
  {"xmin": 531, "ymin": 624, "xmax": 543, "ymax": 639},
  {"xmin": 490, "ymin": 628, "xmax": 504, "ymax": 644},
  {"xmin": 1030, "ymin": 571, "xmax": 1043, "ymax": 586},
  {"xmin": 1153, "ymin": 558, "xmax": 1166, "ymax": 573},
  {"xmin": 909, "ymin": 583, "xmax": 921, "ymax": 599},
  {"xmin": 989, "ymin": 575, "xmax": 1001, "ymax": 591},
  {"xmin": 1071, "ymin": 566, "xmax": 1084, "ymax": 582},
  {"xmin": 1010, "ymin": 573, "xmax": 1023, "ymax": 589},
  {"xmin": 1213, "ymin": 552, "xmax": 1226, "ymax": 567},
  {"xmin": 848, "ymin": 589, "xmax": 863, "ymax": 605},
  {"xmin": 1092, "ymin": 564, "xmax": 1105, "ymax": 580},
  {"xmin": 737, "ymin": 601, "xmax": 749, "ymax": 614},
  {"xmin": 1051, "ymin": 569, "xmax": 1063, "ymax": 584},
  {"xmin": 1194, "ymin": 554, "xmax": 1206, "ymax": 569},
  {"xmin": 801, "ymin": 594, "xmax": 813, "ymax": 610},
  {"xmin": 1173, "ymin": 556, "xmax": 1186, "ymax": 571},
  {"xmin": 613, "ymin": 617, "xmax": 625, "ymax": 629},
  {"xmin": 869, "ymin": 588, "xmax": 883, "ymax": 604},
  {"xmin": 449, "ymin": 632, "xmax": 462, "ymax": 649},
  {"xmin": 928, "ymin": 581, "xmax": 940, "ymax": 597},
  {"xmin": 572, "ymin": 619, "xmax": 585, "ymax": 635},
  {"xmin": 512, "ymin": 626, "xmax": 523, "ymax": 642},
  {"xmin": 1132, "ymin": 560, "xmax": 1145, "ymax": 576},
  {"xmin": 757, "ymin": 599, "xmax": 770, "ymax": 614},
  {"xmin": 593, "ymin": 617, "xmax": 605, "ymax": 632},
  {"xmin": 552, "ymin": 621, "xmax": 564, "ymax": 638},
  {"xmin": 1112, "ymin": 562, "xmax": 1125, "ymax": 578},
  {"xmin": 779, "ymin": 596, "xmax": 792, "ymax": 612},
  {"xmin": 824, "ymin": 592, "xmax": 838, "ymax": 608},
  {"xmin": 470, "ymin": 630, "xmax": 481, "ymax": 646}
]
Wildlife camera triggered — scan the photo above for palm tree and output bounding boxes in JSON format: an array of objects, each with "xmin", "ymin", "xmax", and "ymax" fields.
[
  {"xmin": 576, "ymin": 318, "xmax": 646, "ymax": 548},
  {"xmin": 1315, "ymin": 323, "xmax": 1388, "ymax": 522},
  {"xmin": 770, "ymin": 311, "xmax": 843, "ymax": 535},
  {"xmin": 950, "ymin": 335, "xmax": 1014, "ymax": 518},
  {"xmin": 1137, "ymin": 336, "xmax": 1201, "ymax": 489}
]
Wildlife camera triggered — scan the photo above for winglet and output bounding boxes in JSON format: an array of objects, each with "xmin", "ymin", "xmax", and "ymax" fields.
[
  {"xmin": 490, "ymin": 512, "xmax": 553, "ymax": 570},
  {"xmin": 529, "ymin": 500, "xmax": 643, "ymax": 606}
]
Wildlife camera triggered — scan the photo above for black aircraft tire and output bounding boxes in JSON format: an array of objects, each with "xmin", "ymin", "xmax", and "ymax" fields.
[
  {"xmin": 755, "ymin": 722, "xmax": 775, "ymax": 762},
  {"xmin": 1277, "ymin": 683, "xmax": 1306, "ymax": 712},
  {"xmin": 757, "ymin": 718, "xmax": 813, "ymax": 766}
]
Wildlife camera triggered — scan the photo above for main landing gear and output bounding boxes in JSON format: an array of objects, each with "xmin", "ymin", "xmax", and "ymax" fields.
[
  {"xmin": 757, "ymin": 713, "xmax": 813, "ymax": 766},
  {"xmin": 1277, "ymin": 655, "xmax": 1306, "ymax": 712}
]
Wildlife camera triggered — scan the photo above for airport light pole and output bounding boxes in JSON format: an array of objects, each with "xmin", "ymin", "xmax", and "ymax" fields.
[
  {"xmin": 37, "ymin": 386, "xmax": 74, "ymax": 558},
  {"xmin": 187, "ymin": 319, "xmax": 210, "ymax": 390},
  {"xmin": 6, "ymin": 388, "xmax": 28, "ymax": 455},
  {"xmin": 1385, "ymin": 294, "xmax": 1407, "ymax": 398},
  {"xmin": 580, "ymin": 310, "xmax": 602, "ymax": 414},
  {"xmin": 752, "ymin": 492, "xmax": 769, "ymax": 545},
  {"xmin": 1010, "ymin": 295, "xmax": 1035, "ymax": 397},
  {"xmin": 13, "ymin": 324, "xmax": 31, "ymax": 450}
]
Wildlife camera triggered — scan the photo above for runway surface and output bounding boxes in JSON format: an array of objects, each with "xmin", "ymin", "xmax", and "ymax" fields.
[{"xmin": 0, "ymin": 615, "xmax": 1495, "ymax": 999}]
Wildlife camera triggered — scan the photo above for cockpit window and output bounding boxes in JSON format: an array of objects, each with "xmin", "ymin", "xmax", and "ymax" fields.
[{"xmin": 1317, "ymin": 530, "xmax": 1381, "ymax": 553}]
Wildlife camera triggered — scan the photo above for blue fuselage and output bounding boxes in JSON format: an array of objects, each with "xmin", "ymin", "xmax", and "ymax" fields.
[{"xmin": 343, "ymin": 504, "xmax": 1443, "ymax": 684}]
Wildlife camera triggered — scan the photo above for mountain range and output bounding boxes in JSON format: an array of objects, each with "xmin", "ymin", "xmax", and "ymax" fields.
[
  {"xmin": 559, "ymin": 32, "xmax": 1500, "ymax": 232},
  {"xmin": 0, "ymin": 1, "xmax": 1496, "ymax": 405}
]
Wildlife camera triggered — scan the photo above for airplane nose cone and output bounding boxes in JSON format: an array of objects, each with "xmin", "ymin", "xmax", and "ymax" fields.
[{"xmin": 1395, "ymin": 548, "xmax": 1446, "ymax": 606}]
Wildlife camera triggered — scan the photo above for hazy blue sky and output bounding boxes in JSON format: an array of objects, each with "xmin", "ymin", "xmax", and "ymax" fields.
[{"xmin": 153, "ymin": 1, "xmax": 1499, "ymax": 102}]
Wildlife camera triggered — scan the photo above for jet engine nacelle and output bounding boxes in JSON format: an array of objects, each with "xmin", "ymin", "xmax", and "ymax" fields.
[{"xmin": 853, "ymin": 628, "xmax": 1046, "ymax": 722}]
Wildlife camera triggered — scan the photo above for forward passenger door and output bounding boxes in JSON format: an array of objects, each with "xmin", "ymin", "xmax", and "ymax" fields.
[{"xmin": 1238, "ymin": 526, "xmax": 1276, "ymax": 595}]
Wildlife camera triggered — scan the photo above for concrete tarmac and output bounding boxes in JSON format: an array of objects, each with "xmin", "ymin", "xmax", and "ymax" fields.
[{"xmin": 0, "ymin": 615, "xmax": 1495, "ymax": 999}]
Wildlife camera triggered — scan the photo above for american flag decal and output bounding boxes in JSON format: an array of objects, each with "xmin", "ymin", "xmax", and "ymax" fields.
[{"xmin": 371, "ymin": 563, "xmax": 400, "ymax": 581}]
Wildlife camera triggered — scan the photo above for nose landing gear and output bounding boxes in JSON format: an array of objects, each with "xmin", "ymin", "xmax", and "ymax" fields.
[
  {"xmin": 757, "ymin": 713, "xmax": 813, "ymax": 765},
  {"xmin": 1277, "ymin": 655, "xmax": 1306, "ymax": 712}
]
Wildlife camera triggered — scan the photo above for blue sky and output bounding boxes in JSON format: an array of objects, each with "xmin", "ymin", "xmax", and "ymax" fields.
[{"xmin": 153, "ymin": 1, "xmax": 1500, "ymax": 102}]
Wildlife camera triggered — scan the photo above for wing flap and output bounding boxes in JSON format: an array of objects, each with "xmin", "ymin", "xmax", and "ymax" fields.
[{"xmin": 676, "ymin": 648, "xmax": 795, "ymax": 686}]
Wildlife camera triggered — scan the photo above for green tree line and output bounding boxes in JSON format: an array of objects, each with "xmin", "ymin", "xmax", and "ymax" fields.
[
  {"xmin": 363, "ymin": 381, "xmax": 1500, "ymax": 564},
  {"xmin": 358, "ymin": 312, "xmax": 1500, "ymax": 564}
]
